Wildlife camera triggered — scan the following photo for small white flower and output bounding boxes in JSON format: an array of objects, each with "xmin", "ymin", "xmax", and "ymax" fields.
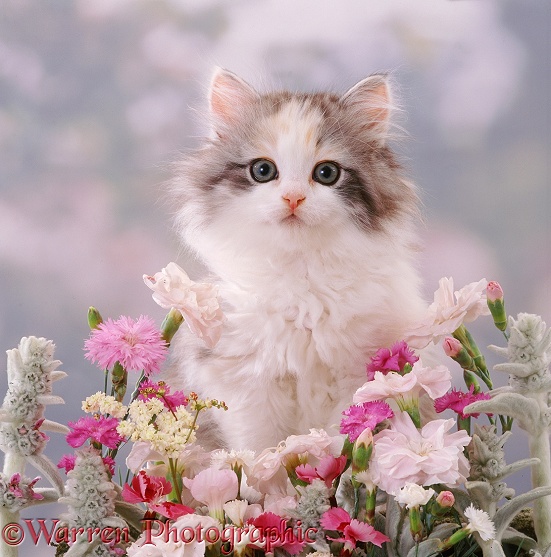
[
  {"xmin": 211, "ymin": 449, "xmax": 255, "ymax": 474},
  {"xmin": 464, "ymin": 504, "xmax": 496, "ymax": 541},
  {"xmin": 395, "ymin": 483, "xmax": 435, "ymax": 509}
]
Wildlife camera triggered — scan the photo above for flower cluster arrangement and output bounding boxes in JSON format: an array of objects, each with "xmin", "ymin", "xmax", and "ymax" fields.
[{"xmin": 1, "ymin": 264, "xmax": 551, "ymax": 557}]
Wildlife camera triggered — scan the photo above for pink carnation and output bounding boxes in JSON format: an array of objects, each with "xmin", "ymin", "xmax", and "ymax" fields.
[
  {"xmin": 370, "ymin": 412, "xmax": 471, "ymax": 494},
  {"xmin": 340, "ymin": 401, "xmax": 394, "ymax": 442},
  {"xmin": 296, "ymin": 455, "xmax": 347, "ymax": 488},
  {"xmin": 366, "ymin": 341, "xmax": 418, "ymax": 380},
  {"xmin": 84, "ymin": 315, "xmax": 167, "ymax": 375},
  {"xmin": 66, "ymin": 416, "xmax": 123, "ymax": 449},
  {"xmin": 248, "ymin": 513, "xmax": 306, "ymax": 555},
  {"xmin": 320, "ymin": 507, "xmax": 389, "ymax": 551},
  {"xmin": 121, "ymin": 470, "xmax": 172, "ymax": 504},
  {"xmin": 434, "ymin": 386, "xmax": 492, "ymax": 419}
]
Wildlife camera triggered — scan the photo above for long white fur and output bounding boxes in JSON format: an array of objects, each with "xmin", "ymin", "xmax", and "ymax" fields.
[{"xmin": 165, "ymin": 70, "xmax": 427, "ymax": 453}]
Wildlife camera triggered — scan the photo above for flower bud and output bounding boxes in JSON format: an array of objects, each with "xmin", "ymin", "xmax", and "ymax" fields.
[
  {"xmin": 443, "ymin": 337, "xmax": 476, "ymax": 372},
  {"xmin": 436, "ymin": 491, "xmax": 455, "ymax": 508},
  {"xmin": 160, "ymin": 307, "xmax": 184, "ymax": 345},
  {"xmin": 352, "ymin": 428, "xmax": 373, "ymax": 474},
  {"xmin": 486, "ymin": 281, "xmax": 507, "ymax": 332},
  {"xmin": 87, "ymin": 307, "xmax": 103, "ymax": 330}
]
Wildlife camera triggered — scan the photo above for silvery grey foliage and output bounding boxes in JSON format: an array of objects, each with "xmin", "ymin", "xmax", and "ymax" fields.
[
  {"xmin": 291, "ymin": 479, "xmax": 332, "ymax": 552},
  {"xmin": 466, "ymin": 313, "xmax": 551, "ymax": 552},
  {"xmin": 58, "ymin": 446, "xmax": 126, "ymax": 557}
]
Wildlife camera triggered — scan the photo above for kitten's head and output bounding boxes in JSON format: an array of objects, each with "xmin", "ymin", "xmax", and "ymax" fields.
[{"xmin": 172, "ymin": 68, "xmax": 418, "ymax": 265}]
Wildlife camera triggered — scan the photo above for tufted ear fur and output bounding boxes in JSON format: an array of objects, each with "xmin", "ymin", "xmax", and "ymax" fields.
[
  {"xmin": 208, "ymin": 67, "xmax": 259, "ymax": 134},
  {"xmin": 341, "ymin": 75, "xmax": 393, "ymax": 145}
]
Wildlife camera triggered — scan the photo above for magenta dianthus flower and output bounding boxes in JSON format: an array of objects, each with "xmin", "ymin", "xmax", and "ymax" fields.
[
  {"xmin": 366, "ymin": 341, "xmax": 418, "ymax": 380},
  {"xmin": 434, "ymin": 386, "xmax": 492, "ymax": 419},
  {"xmin": 137, "ymin": 379, "xmax": 187, "ymax": 410},
  {"xmin": 340, "ymin": 401, "xmax": 394, "ymax": 442},
  {"xmin": 66, "ymin": 416, "xmax": 123, "ymax": 449},
  {"xmin": 84, "ymin": 315, "xmax": 167, "ymax": 375}
]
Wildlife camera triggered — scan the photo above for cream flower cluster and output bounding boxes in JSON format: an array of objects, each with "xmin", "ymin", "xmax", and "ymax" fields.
[
  {"xmin": 83, "ymin": 392, "xmax": 127, "ymax": 418},
  {"xmin": 117, "ymin": 398, "xmax": 196, "ymax": 457}
]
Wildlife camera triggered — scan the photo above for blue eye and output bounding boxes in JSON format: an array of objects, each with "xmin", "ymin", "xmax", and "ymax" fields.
[
  {"xmin": 313, "ymin": 161, "xmax": 340, "ymax": 185},
  {"xmin": 250, "ymin": 159, "xmax": 278, "ymax": 182}
]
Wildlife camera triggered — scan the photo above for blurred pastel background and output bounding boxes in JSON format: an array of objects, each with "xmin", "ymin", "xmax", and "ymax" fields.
[{"xmin": 0, "ymin": 1, "xmax": 549, "ymax": 553}]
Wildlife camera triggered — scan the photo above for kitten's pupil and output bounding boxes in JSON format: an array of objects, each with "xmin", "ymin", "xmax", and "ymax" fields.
[
  {"xmin": 313, "ymin": 161, "xmax": 340, "ymax": 185},
  {"xmin": 250, "ymin": 159, "xmax": 278, "ymax": 183}
]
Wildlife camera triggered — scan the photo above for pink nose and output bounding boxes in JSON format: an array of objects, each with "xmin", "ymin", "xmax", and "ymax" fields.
[{"xmin": 282, "ymin": 194, "xmax": 306, "ymax": 212}]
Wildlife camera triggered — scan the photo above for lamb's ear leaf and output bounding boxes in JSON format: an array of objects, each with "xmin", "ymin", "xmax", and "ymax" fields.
[
  {"xmin": 341, "ymin": 75, "xmax": 393, "ymax": 144},
  {"xmin": 208, "ymin": 67, "xmax": 259, "ymax": 131}
]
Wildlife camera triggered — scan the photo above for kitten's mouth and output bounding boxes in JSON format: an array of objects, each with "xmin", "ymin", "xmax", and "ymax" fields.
[{"xmin": 281, "ymin": 214, "xmax": 303, "ymax": 225}]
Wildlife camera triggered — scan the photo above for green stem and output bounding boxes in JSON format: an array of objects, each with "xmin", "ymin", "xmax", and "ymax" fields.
[{"xmin": 168, "ymin": 457, "xmax": 183, "ymax": 504}]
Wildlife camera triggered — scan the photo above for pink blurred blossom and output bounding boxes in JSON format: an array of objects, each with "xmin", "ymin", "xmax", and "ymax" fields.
[
  {"xmin": 370, "ymin": 412, "xmax": 470, "ymax": 494},
  {"xmin": 84, "ymin": 315, "xmax": 167, "ymax": 375}
]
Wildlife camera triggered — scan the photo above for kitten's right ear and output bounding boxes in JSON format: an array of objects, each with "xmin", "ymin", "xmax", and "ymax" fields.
[
  {"xmin": 208, "ymin": 68, "xmax": 259, "ymax": 132},
  {"xmin": 341, "ymin": 75, "xmax": 393, "ymax": 144}
]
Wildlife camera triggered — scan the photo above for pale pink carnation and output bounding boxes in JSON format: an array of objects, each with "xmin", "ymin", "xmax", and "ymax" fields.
[
  {"xmin": 404, "ymin": 278, "xmax": 490, "ymax": 350},
  {"xmin": 182, "ymin": 467, "xmax": 238, "ymax": 515},
  {"xmin": 370, "ymin": 412, "xmax": 471, "ymax": 494},
  {"xmin": 144, "ymin": 262, "xmax": 224, "ymax": 349},
  {"xmin": 250, "ymin": 429, "xmax": 342, "ymax": 494},
  {"xmin": 84, "ymin": 315, "xmax": 167, "ymax": 375},
  {"xmin": 353, "ymin": 361, "xmax": 451, "ymax": 404}
]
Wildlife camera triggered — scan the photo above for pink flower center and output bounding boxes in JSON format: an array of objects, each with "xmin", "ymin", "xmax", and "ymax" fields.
[{"xmin": 122, "ymin": 333, "xmax": 139, "ymax": 346}]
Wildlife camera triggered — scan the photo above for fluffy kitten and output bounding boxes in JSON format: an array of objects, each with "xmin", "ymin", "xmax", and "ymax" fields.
[{"xmin": 165, "ymin": 68, "xmax": 426, "ymax": 453}]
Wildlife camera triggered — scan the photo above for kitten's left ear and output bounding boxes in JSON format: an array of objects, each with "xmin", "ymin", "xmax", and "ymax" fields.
[
  {"xmin": 208, "ymin": 67, "xmax": 259, "ymax": 132},
  {"xmin": 341, "ymin": 75, "xmax": 393, "ymax": 144}
]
